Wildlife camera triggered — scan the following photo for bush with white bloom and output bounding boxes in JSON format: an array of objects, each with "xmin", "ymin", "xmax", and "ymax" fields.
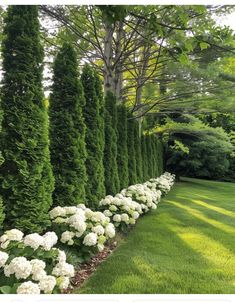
[
  {"xmin": 0, "ymin": 229, "xmax": 74, "ymax": 294},
  {"xmin": 17, "ymin": 281, "xmax": 41, "ymax": 294},
  {"xmin": 49, "ymin": 204, "xmax": 116, "ymax": 259},
  {"xmin": 0, "ymin": 172, "xmax": 175, "ymax": 295},
  {"xmin": 100, "ymin": 172, "xmax": 175, "ymax": 230}
]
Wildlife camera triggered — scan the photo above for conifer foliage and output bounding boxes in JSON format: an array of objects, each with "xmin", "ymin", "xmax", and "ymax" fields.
[
  {"xmin": 103, "ymin": 91, "xmax": 120, "ymax": 195},
  {"xmin": 0, "ymin": 108, "xmax": 4, "ymax": 229},
  {"xmin": 94, "ymin": 71, "xmax": 106, "ymax": 197},
  {"xmin": 81, "ymin": 64, "xmax": 105, "ymax": 207},
  {"xmin": 127, "ymin": 115, "xmax": 137, "ymax": 185},
  {"xmin": 49, "ymin": 42, "xmax": 87, "ymax": 207},
  {"xmin": 0, "ymin": 6, "xmax": 54, "ymax": 232},
  {"xmin": 117, "ymin": 105, "xmax": 129, "ymax": 188},
  {"xmin": 134, "ymin": 122, "xmax": 143, "ymax": 183}
]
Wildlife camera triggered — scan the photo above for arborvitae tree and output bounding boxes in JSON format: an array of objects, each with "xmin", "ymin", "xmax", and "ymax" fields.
[
  {"xmin": 0, "ymin": 6, "xmax": 54, "ymax": 232},
  {"xmin": 157, "ymin": 139, "xmax": 164, "ymax": 175},
  {"xmin": 146, "ymin": 135, "xmax": 154, "ymax": 178},
  {"xmin": 94, "ymin": 71, "xmax": 106, "ymax": 198},
  {"xmin": 117, "ymin": 105, "xmax": 129, "ymax": 189},
  {"xmin": 0, "ymin": 107, "xmax": 4, "ymax": 228},
  {"xmin": 49, "ymin": 43, "xmax": 87, "ymax": 206},
  {"xmin": 151, "ymin": 136, "xmax": 159, "ymax": 177},
  {"xmin": 81, "ymin": 64, "xmax": 105, "ymax": 207},
  {"xmin": 141, "ymin": 135, "xmax": 149, "ymax": 181},
  {"xmin": 134, "ymin": 122, "xmax": 143, "ymax": 183},
  {"xmin": 103, "ymin": 91, "xmax": 120, "ymax": 195},
  {"xmin": 127, "ymin": 115, "xmax": 137, "ymax": 185}
]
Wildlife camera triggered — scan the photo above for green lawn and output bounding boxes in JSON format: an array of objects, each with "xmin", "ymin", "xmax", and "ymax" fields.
[{"xmin": 74, "ymin": 178, "xmax": 235, "ymax": 294}]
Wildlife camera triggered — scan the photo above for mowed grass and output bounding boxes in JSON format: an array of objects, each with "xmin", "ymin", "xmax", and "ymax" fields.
[{"xmin": 74, "ymin": 178, "xmax": 235, "ymax": 294}]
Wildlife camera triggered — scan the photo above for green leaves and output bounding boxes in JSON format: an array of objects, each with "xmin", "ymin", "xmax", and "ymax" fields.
[
  {"xmin": 199, "ymin": 41, "xmax": 209, "ymax": 50},
  {"xmin": 49, "ymin": 42, "xmax": 87, "ymax": 207},
  {"xmin": 0, "ymin": 5, "xmax": 54, "ymax": 232},
  {"xmin": 0, "ymin": 285, "xmax": 12, "ymax": 294}
]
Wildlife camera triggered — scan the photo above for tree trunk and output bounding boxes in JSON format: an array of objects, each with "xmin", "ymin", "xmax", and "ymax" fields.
[
  {"xmin": 114, "ymin": 21, "xmax": 124, "ymax": 102},
  {"xmin": 103, "ymin": 20, "xmax": 115, "ymax": 95}
]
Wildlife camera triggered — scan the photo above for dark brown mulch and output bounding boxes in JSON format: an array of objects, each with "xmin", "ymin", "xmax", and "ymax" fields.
[{"xmin": 64, "ymin": 241, "xmax": 117, "ymax": 293}]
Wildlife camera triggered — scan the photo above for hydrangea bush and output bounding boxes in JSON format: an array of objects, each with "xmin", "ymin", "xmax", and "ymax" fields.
[
  {"xmin": 0, "ymin": 172, "xmax": 175, "ymax": 294},
  {"xmin": 100, "ymin": 172, "xmax": 175, "ymax": 231},
  {"xmin": 0, "ymin": 229, "xmax": 74, "ymax": 294},
  {"xmin": 49, "ymin": 204, "xmax": 116, "ymax": 261}
]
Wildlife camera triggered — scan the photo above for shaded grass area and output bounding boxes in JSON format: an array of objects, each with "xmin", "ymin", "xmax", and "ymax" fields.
[{"xmin": 74, "ymin": 178, "xmax": 235, "ymax": 294}]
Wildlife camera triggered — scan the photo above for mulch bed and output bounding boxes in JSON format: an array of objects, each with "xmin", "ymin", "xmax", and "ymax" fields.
[{"xmin": 64, "ymin": 241, "xmax": 117, "ymax": 293}]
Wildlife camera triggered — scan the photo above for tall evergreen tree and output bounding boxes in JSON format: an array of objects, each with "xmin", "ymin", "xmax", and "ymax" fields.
[
  {"xmin": 0, "ymin": 6, "xmax": 54, "ymax": 232},
  {"xmin": 49, "ymin": 43, "xmax": 87, "ymax": 206},
  {"xmin": 117, "ymin": 105, "xmax": 129, "ymax": 189},
  {"xmin": 81, "ymin": 64, "xmax": 105, "ymax": 207},
  {"xmin": 127, "ymin": 115, "xmax": 137, "ymax": 185},
  {"xmin": 146, "ymin": 135, "xmax": 154, "ymax": 178},
  {"xmin": 94, "ymin": 70, "xmax": 106, "ymax": 198},
  {"xmin": 134, "ymin": 122, "xmax": 143, "ymax": 183},
  {"xmin": 141, "ymin": 135, "xmax": 148, "ymax": 181},
  {"xmin": 0, "ymin": 106, "xmax": 4, "ymax": 228},
  {"xmin": 157, "ymin": 139, "xmax": 164, "ymax": 175},
  {"xmin": 103, "ymin": 91, "xmax": 120, "ymax": 194}
]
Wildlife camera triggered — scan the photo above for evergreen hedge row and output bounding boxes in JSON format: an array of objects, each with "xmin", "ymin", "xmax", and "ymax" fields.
[{"xmin": 0, "ymin": 5, "xmax": 165, "ymax": 231}]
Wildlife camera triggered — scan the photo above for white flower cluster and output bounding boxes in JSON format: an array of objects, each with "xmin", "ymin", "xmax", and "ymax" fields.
[
  {"xmin": 100, "ymin": 172, "xmax": 175, "ymax": 228},
  {"xmin": 0, "ymin": 229, "xmax": 74, "ymax": 294},
  {"xmin": 100, "ymin": 195, "xmax": 143, "ymax": 227},
  {"xmin": 0, "ymin": 229, "xmax": 58, "ymax": 251},
  {"xmin": 147, "ymin": 172, "xmax": 175, "ymax": 194},
  {"xmin": 0, "ymin": 246, "xmax": 74, "ymax": 294},
  {"xmin": 49, "ymin": 204, "xmax": 116, "ymax": 252}
]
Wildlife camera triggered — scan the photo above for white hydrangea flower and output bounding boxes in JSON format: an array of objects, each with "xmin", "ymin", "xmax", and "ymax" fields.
[
  {"xmin": 83, "ymin": 232, "xmax": 97, "ymax": 246},
  {"xmin": 113, "ymin": 214, "xmax": 121, "ymax": 222},
  {"xmin": 57, "ymin": 250, "xmax": 67, "ymax": 263},
  {"xmin": 92, "ymin": 225, "xmax": 105, "ymax": 235},
  {"xmin": 71, "ymin": 219, "xmax": 87, "ymax": 234},
  {"xmin": 77, "ymin": 203, "xmax": 86, "ymax": 210},
  {"xmin": 23, "ymin": 233, "xmax": 44, "ymax": 250},
  {"xmin": 129, "ymin": 218, "xmax": 136, "ymax": 225},
  {"xmin": 39, "ymin": 275, "xmax": 57, "ymax": 294},
  {"xmin": 17, "ymin": 281, "xmax": 40, "ymax": 294},
  {"xmin": 105, "ymin": 223, "xmax": 115, "ymax": 238},
  {"xmin": 52, "ymin": 261, "xmax": 75, "ymax": 278},
  {"xmin": 30, "ymin": 259, "xmax": 46, "ymax": 275},
  {"xmin": 49, "ymin": 206, "xmax": 66, "ymax": 219},
  {"xmin": 61, "ymin": 231, "xmax": 75, "ymax": 244},
  {"xmin": 6, "ymin": 257, "xmax": 32, "ymax": 280},
  {"xmin": 0, "ymin": 251, "xmax": 9, "ymax": 268},
  {"xmin": 5, "ymin": 229, "xmax": 24, "ymax": 242},
  {"xmin": 59, "ymin": 276, "xmax": 70, "ymax": 290},
  {"xmin": 41, "ymin": 232, "xmax": 58, "ymax": 251},
  {"xmin": 64, "ymin": 206, "xmax": 78, "ymax": 215},
  {"xmin": 152, "ymin": 203, "xmax": 157, "ymax": 210},
  {"xmin": 97, "ymin": 244, "xmax": 104, "ymax": 252},
  {"xmin": 85, "ymin": 208, "xmax": 93, "ymax": 218},
  {"xmin": 103, "ymin": 209, "xmax": 113, "ymax": 217},
  {"xmin": 32, "ymin": 269, "xmax": 47, "ymax": 282},
  {"xmin": 54, "ymin": 217, "xmax": 68, "ymax": 224},
  {"xmin": 132, "ymin": 211, "xmax": 139, "ymax": 220},
  {"xmin": 121, "ymin": 213, "xmax": 129, "ymax": 223},
  {"xmin": 98, "ymin": 235, "xmax": 106, "ymax": 245},
  {"xmin": 109, "ymin": 205, "xmax": 117, "ymax": 212}
]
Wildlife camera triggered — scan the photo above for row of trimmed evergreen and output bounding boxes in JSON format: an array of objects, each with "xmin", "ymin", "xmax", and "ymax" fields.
[{"xmin": 0, "ymin": 5, "xmax": 164, "ymax": 233}]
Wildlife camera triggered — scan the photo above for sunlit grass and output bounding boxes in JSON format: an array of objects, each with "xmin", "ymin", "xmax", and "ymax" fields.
[{"xmin": 74, "ymin": 177, "xmax": 235, "ymax": 294}]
